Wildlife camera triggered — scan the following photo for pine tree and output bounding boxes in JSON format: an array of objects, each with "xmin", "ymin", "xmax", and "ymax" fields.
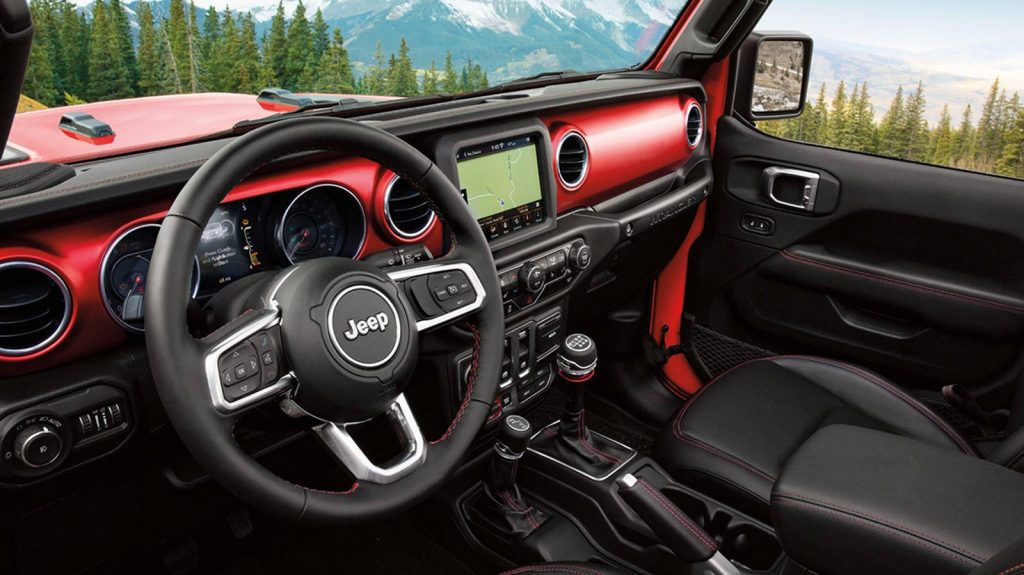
[
  {"xmin": 23, "ymin": 6, "xmax": 60, "ymax": 106},
  {"xmin": 86, "ymin": 0, "xmax": 133, "ymax": 101},
  {"xmin": 899, "ymin": 81, "xmax": 928, "ymax": 161},
  {"xmin": 199, "ymin": 5, "xmax": 221, "ymax": 89},
  {"xmin": 137, "ymin": 2, "xmax": 172, "ymax": 96},
  {"xmin": 285, "ymin": 1, "xmax": 314, "ymax": 90},
  {"xmin": 388, "ymin": 37, "xmax": 419, "ymax": 97},
  {"xmin": 263, "ymin": 2, "xmax": 288, "ymax": 86},
  {"xmin": 212, "ymin": 9, "xmax": 238, "ymax": 92},
  {"xmin": 848, "ymin": 82, "xmax": 876, "ymax": 152},
  {"xmin": 234, "ymin": 14, "xmax": 263, "ymax": 94},
  {"xmin": 974, "ymin": 78, "xmax": 1003, "ymax": 170},
  {"xmin": 315, "ymin": 28, "xmax": 355, "ymax": 93},
  {"xmin": 995, "ymin": 111, "xmax": 1024, "ymax": 178},
  {"xmin": 58, "ymin": 1, "xmax": 90, "ymax": 101},
  {"xmin": 951, "ymin": 104, "xmax": 974, "ymax": 168},
  {"xmin": 312, "ymin": 8, "xmax": 329, "ymax": 61},
  {"xmin": 826, "ymin": 80, "xmax": 848, "ymax": 147},
  {"xmin": 442, "ymin": 50, "xmax": 459, "ymax": 93},
  {"xmin": 108, "ymin": 0, "xmax": 138, "ymax": 94},
  {"xmin": 166, "ymin": 0, "xmax": 190, "ymax": 91},
  {"xmin": 876, "ymin": 86, "xmax": 905, "ymax": 157},
  {"xmin": 930, "ymin": 105, "xmax": 954, "ymax": 166},
  {"xmin": 363, "ymin": 41, "xmax": 388, "ymax": 95},
  {"xmin": 421, "ymin": 59, "xmax": 439, "ymax": 94},
  {"xmin": 385, "ymin": 52, "xmax": 399, "ymax": 94}
]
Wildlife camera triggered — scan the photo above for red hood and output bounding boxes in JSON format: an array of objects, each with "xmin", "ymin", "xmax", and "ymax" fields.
[{"xmin": 5, "ymin": 92, "xmax": 393, "ymax": 167}]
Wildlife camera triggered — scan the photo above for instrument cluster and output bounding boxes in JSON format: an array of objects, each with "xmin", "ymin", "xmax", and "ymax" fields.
[{"xmin": 100, "ymin": 183, "xmax": 366, "ymax": 332}]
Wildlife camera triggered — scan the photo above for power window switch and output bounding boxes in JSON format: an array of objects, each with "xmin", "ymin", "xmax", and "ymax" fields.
[{"xmin": 741, "ymin": 214, "xmax": 775, "ymax": 236}]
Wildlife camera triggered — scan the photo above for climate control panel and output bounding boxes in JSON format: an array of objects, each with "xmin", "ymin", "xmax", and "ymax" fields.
[{"xmin": 499, "ymin": 239, "xmax": 591, "ymax": 316}]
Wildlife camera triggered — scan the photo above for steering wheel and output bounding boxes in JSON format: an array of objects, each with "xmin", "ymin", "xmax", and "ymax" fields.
[{"xmin": 145, "ymin": 117, "xmax": 504, "ymax": 524}]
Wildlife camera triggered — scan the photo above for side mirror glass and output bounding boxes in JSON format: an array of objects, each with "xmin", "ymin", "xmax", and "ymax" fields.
[{"xmin": 736, "ymin": 33, "xmax": 813, "ymax": 121}]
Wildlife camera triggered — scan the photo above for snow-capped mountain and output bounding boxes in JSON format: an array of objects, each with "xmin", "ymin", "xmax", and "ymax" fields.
[{"xmin": 126, "ymin": 0, "xmax": 685, "ymax": 82}]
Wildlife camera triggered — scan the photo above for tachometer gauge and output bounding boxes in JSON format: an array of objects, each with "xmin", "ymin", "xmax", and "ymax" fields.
[
  {"xmin": 277, "ymin": 184, "xmax": 367, "ymax": 264},
  {"xmin": 100, "ymin": 223, "xmax": 200, "ymax": 333}
]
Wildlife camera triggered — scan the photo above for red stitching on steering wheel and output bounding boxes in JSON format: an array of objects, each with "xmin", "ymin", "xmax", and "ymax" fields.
[{"xmin": 433, "ymin": 322, "xmax": 480, "ymax": 444}]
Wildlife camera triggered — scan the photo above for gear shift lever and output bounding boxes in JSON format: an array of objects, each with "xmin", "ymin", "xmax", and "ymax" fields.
[
  {"xmin": 469, "ymin": 415, "xmax": 548, "ymax": 540},
  {"xmin": 532, "ymin": 334, "xmax": 635, "ymax": 479}
]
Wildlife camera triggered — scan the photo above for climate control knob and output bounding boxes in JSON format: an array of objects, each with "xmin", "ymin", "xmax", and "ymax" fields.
[
  {"xmin": 13, "ymin": 423, "xmax": 63, "ymax": 468},
  {"xmin": 519, "ymin": 262, "xmax": 545, "ymax": 295},
  {"xmin": 568, "ymin": 243, "xmax": 592, "ymax": 270}
]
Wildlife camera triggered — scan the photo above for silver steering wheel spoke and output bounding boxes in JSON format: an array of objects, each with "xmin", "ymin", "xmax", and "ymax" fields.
[
  {"xmin": 387, "ymin": 260, "xmax": 486, "ymax": 332},
  {"xmin": 201, "ymin": 307, "xmax": 296, "ymax": 413},
  {"xmin": 313, "ymin": 394, "xmax": 427, "ymax": 484}
]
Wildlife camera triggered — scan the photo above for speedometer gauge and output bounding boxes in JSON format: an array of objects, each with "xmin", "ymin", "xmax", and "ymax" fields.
[
  {"xmin": 277, "ymin": 184, "xmax": 367, "ymax": 263},
  {"xmin": 100, "ymin": 223, "xmax": 201, "ymax": 333}
]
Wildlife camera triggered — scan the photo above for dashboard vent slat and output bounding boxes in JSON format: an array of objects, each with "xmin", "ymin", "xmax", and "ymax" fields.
[
  {"xmin": 385, "ymin": 177, "xmax": 436, "ymax": 239},
  {"xmin": 556, "ymin": 131, "xmax": 589, "ymax": 190},
  {"xmin": 685, "ymin": 102, "xmax": 704, "ymax": 148},
  {"xmin": 0, "ymin": 262, "xmax": 72, "ymax": 356}
]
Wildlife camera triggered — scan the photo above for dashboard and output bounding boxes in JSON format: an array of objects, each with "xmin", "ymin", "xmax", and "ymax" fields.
[{"xmin": 0, "ymin": 82, "xmax": 705, "ymax": 379}]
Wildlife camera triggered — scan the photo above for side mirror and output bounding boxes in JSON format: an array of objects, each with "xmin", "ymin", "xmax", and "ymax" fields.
[{"xmin": 734, "ymin": 32, "xmax": 813, "ymax": 121}]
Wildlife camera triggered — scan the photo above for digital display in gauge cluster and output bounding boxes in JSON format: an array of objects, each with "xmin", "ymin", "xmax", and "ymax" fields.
[{"xmin": 197, "ymin": 201, "xmax": 264, "ymax": 293}]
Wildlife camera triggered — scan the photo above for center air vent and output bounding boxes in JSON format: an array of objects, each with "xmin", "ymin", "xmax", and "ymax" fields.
[
  {"xmin": 0, "ymin": 262, "xmax": 72, "ymax": 357},
  {"xmin": 685, "ymin": 102, "xmax": 704, "ymax": 148},
  {"xmin": 385, "ymin": 176, "xmax": 436, "ymax": 239},
  {"xmin": 556, "ymin": 131, "xmax": 589, "ymax": 190}
]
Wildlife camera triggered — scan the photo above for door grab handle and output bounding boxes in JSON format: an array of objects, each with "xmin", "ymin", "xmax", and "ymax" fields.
[{"xmin": 763, "ymin": 167, "xmax": 820, "ymax": 211}]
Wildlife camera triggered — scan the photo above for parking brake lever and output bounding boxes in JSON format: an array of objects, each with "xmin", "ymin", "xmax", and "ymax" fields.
[{"xmin": 617, "ymin": 474, "xmax": 740, "ymax": 574}]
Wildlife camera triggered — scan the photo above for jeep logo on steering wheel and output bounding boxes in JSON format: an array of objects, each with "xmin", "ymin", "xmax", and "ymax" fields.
[
  {"xmin": 327, "ymin": 285, "xmax": 402, "ymax": 369},
  {"xmin": 343, "ymin": 312, "xmax": 390, "ymax": 341}
]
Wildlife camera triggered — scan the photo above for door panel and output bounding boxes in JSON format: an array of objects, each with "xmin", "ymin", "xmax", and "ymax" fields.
[{"xmin": 687, "ymin": 117, "xmax": 1024, "ymax": 390}]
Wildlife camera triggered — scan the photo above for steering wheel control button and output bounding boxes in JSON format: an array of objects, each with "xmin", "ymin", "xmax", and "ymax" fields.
[
  {"xmin": 14, "ymin": 423, "xmax": 63, "ymax": 468},
  {"xmin": 224, "ymin": 379, "xmax": 261, "ymax": 402},
  {"xmin": 327, "ymin": 285, "xmax": 401, "ymax": 369},
  {"xmin": 219, "ymin": 342, "xmax": 260, "ymax": 387}
]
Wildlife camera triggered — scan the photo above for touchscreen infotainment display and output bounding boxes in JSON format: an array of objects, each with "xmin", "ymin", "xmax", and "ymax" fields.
[{"xmin": 456, "ymin": 135, "xmax": 546, "ymax": 241}]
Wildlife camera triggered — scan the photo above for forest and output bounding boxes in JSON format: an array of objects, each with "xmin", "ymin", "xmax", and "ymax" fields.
[
  {"xmin": 19, "ymin": 0, "xmax": 490, "ymax": 109},
  {"xmin": 761, "ymin": 78, "xmax": 1024, "ymax": 179}
]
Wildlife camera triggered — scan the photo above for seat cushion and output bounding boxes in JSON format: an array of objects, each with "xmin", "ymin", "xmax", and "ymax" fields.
[
  {"xmin": 499, "ymin": 562, "xmax": 634, "ymax": 575},
  {"xmin": 652, "ymin": 356, "xmax": 975, "ymax": 519}
]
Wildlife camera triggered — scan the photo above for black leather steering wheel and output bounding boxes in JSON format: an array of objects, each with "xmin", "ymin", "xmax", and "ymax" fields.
[{"xmin": 145, "ymin": 117, "xmax": 504, "ymax": 524}]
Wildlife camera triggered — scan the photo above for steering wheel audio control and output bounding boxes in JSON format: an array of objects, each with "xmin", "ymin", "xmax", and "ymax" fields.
[{"xmin": 216, "ymin": 327, "xmax": 285, "ymax": 403}]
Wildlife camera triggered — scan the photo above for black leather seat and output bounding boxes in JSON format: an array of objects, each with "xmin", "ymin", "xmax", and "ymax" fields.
[
  {"xmin": 499, "ymin": 563, "xmax": 633, "ymax": 575},
  {"xmin": 652, "ymin": 356, "xmax": 976, "ymax": 518}
]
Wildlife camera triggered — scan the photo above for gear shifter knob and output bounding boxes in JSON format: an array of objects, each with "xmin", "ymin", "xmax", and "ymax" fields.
[
  {"xmin": 497, "ymin": 415, "xmax": 532, "ymax": 456},
  {"xmin": 557, "ymin": 333, "xmax": 597, "ymax": 381}
]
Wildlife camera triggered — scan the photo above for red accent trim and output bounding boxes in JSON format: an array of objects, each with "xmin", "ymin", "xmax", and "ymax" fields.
[
  {"xmin": 0, "ymin": 157, "xmax": 442, "ymax": 377},
  {"xmin": 543, "ymin": 96, "xmax": 698, "ymax": 213},
  {"xmin": 559, "ymin": 370, "xmax": 595, "ymax": 384},
  {"xmin": 648, "ymin": 57, "xmax": 730, "ymax": 395}
]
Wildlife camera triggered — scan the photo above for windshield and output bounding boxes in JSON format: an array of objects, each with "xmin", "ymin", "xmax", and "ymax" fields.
[{"xmin": 17, "ymin": 0, "xmax": 688, "ymax": 113}]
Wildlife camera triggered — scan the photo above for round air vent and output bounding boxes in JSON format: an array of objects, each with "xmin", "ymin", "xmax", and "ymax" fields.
[
  {"xmin": 0, "ymin": 261, "xmax": 72, "ymax": 357},
  {"xmin": 556, "ymin": 131, "xmax": 589, "ymax": 190},
  {"xmin": 385, "ymin": 176, "xmax": 436, "ymax": 239},
  {"xmin": 685, "ymin": 101, "xmax": 704, "ymax": 149}
]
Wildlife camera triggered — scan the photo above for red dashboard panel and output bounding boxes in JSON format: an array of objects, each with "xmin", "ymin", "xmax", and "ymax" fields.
[
  {"xmin": 544, "ymin": 94, "xmax": 698, "ymax": 212},
  {"xmin": 0, "ymin": 159, "xmax": 443, "ymax": 377},
  {"xmin": 1, "ymin": 94, "xmax": 701, "ymax": 376}
]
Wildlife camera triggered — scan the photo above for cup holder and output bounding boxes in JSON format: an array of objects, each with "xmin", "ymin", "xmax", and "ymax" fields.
[{"xmin": 662, "ymin": 486, "xmax": 783, "ymax": 572}]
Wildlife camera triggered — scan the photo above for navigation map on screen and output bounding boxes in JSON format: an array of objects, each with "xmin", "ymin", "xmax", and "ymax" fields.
[{"xmin": 456, "ymin": 135, "xmax": 545, "ymax": 240}]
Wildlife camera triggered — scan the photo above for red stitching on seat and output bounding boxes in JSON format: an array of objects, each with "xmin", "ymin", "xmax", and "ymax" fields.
[
  {"xmin": 636, "ymin": 479, "xmax": 717, "ymax": 551},
  {"xmin": 774, "ymin": 355, "xmax": 975, "ymax": 455},
  {"xmin": 499, "ymin": 566, "xmax": 609, "ymax": 575},
  {"xmin": 432, "ymin": 323, "xmax": 480, "ymax": 445},
  {"xmin": 997, "ymin": 563, "xmax": 1024, "ymax": 575},
  {"xmin": 774, "ymin": 492, "xmax": 984, "ymax": 561},
  {"xmin": 773, "ymin": 496, "xmax": 984, "ymax": 564},
  {"xmin": 781, "ymin": 250, "xmax": 1024, "ymax": 314}
]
